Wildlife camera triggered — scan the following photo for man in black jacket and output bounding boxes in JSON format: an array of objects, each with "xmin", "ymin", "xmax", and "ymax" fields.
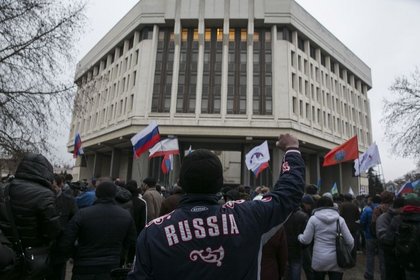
[
  {"xmin": 0, "ymin": 153, "xmax": 61, "ymax": 280},
  {"xmin": 128, "ymin": 133, "xmax": 305, "ymax": 280},
  {"xmin": 59, "ymin": 181, "xmax": 137, "ymax": 280}
]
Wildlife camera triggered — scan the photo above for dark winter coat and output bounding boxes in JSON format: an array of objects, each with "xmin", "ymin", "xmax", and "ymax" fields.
[
  {"xmin": 339, "ymin": 201, "xmax": 360, "ymax": 233},
  {"xmin": 159, "ymin": 193, "xmax": 184, "ymax": 216},
  {"xmin": 127, "ymin": 149, "xmax": 305, "ymax": 280},
  {"xmin": 59, "ymin": 198, "xmax": 137, "ymax": 273},
  {"xmin": 284, "ymin": 208, "xmax": 309, "ymax": 260},
  {"xmin": 261, "ymin": 226, "xmax": 288, "ymax": 280},
  {"xmin": 0, "ymin": 153, "xmax": 61, "ymax": 248}
]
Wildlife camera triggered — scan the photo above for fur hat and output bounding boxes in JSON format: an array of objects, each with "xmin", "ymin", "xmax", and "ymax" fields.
[
  {"xmin": 96, "ymin": 182, "xmax": 117, "ymax": 199},
  {"xmin": 179, "ymin": 149, "xmax": 223, "ymax": 194}
]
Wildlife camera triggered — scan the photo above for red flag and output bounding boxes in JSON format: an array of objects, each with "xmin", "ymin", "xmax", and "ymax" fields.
[{"xmin": 323, "ymin": 135, "xmax": 359, "ymax": 167}]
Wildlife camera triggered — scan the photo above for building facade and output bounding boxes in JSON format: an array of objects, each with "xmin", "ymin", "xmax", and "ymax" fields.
[{"xmin": 69, "ymin": 0, "xmax": 372, "ymax": 193}]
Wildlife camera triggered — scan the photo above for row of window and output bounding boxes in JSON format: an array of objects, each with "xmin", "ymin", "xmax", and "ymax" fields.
[
  {"xmin": 152, "ymin": 27, "xmax": 272, "ymax": 115},
  {"xmin": 279, "ymin": 26, "xmax": 367, "ymax": 92},
  {"xmin": 291, "ymin": 73, "xmax": 369, "ymax": 117},
  {"xmin": 291, "ymin": 96, "xmax": 369, "ymax": 142},
  {"xmin": 75, "ymin": 94, "xmax": 135, "ymax": 135}
]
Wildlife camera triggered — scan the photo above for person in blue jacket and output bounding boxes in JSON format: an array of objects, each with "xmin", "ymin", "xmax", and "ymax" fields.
[{"xmin": 127, "ymin": 133, "xmax": 305, "ymax": 280}]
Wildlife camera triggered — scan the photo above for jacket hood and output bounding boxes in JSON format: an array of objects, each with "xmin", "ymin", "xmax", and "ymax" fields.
[
  {"xmin": 313, "ymin": 207, "xmax": 340, "ymax": 224},
  {"xmin": 115, "ymin": 185, "xmax": 132, "ymax": 203},
  {"xmin": 15, "ymin": 153, "xmax": 54, "ymax": 188}
]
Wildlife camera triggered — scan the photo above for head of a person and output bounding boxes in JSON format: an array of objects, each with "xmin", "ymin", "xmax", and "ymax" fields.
[
  {"xmin": 143, "ymin": 177, "xmax": 156, "ymax": 189},
  {"xmin": 317, "ymin": 196, "xmax": 334, "ymax": 208},
  {"xmin": 380, "ymin": 191, "xmax": 394, "ymax": 205},
  {"xmin": 305, "ymin": 184, "xmax": 318, "ymax": 195},
  {"xmin": 179, "ymin": 149, "xmax": 223, "ymax": 194},
  {"xmin": 322, "ymin": 192, "xmax": 333, "ymax": 201},
  {"xmin": 15, "ymin": 153, "xmax": 54, "ymax": 188},
  {"xmin": 393, "ymin": 197, "xmax": 405, "ymax": 209},
  {"xmin": 225, "ymin": 189, "xmax": 240, "ymax": 202},
  {"xmin": 372, "ymin": 194, "xmax": 381, "ymax": 204},
  {"xmin": 301, "ymin": 194, "xmax": 315, "ymax": 211},
  {"xmin": 344, "ymin": 193, "xmax": 353, "ymax": 202},
  {"xmin": 95, "ymin": 181, "xmax": 117, "ymax": 199},
  {"xmin": 126, "ymin": 179, "xmax": 139, "ymax": 195},
  {"xmin": 53, "ymin": 174, "xmax": 64, "ymax": 189}
]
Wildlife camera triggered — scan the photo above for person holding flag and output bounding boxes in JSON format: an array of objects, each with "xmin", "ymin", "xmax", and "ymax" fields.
[{"xmin": 128, "ymin": 134, "xmax": 305, "ymax": 280}]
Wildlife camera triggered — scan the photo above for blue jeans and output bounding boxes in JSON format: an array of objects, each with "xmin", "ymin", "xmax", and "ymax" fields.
[
  {"xmin": 365, "ymin": 238, "xmax": 377, "ymax": 279},
  {"xmin": 286, "ymin": 257, "xmax": 302, "ymax": 280},
  {"xmin": 314, "ymin": 271, "xmax": 343, "ymax": 280}
]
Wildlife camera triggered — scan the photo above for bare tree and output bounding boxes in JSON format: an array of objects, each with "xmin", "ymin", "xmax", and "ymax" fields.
[
  {"xmin": 383, "ymin": 67, "xmax": 420, "ymax": 159},
  {"xmin": 0, "ymin": 0, "xmax": 86, "ymax": 160}
]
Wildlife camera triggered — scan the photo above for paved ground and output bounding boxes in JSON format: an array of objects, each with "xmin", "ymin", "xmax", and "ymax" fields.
[
  {"xmin": 343, "ymin": 252, "xmax": 381, "ymax": 280},
  {"xmin": 64, "ymin": 251, "xmax": 380, "ymax": 280}
]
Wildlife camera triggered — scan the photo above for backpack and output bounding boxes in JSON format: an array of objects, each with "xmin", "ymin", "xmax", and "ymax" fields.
[{"xmin": 395, "ymin": 216, "xmax": 420, "ymax": 272}]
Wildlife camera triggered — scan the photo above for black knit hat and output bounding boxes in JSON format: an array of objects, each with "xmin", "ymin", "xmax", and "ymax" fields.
[
  {"xmin": 96, "ymin": 182, "xmax": 117, "ymax": 199},
  {"xmin": 179, "ymin": 149, "xmax": 223, "ymax": 194},
  {"xmin": 143, "ymin": 177, "xmax": 156, "ymax": 187}
]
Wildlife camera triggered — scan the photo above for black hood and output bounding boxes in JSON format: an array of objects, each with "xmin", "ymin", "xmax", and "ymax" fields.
[{"xmin": 15, "ymin": 153, "xmax": 54, "ymax": 188}]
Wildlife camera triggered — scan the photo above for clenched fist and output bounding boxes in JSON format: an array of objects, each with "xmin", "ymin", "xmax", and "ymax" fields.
[{"xmin": 276, "ymin": 133, "xmax": 299, "ymax": 151}]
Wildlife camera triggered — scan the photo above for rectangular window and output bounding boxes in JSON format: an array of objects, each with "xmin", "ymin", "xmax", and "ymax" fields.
[
  {"xmin": 227, "ymin": 27, "xmax": 247, "ymax": 114},
  {"xmin": 202, "ymin": 28, "xmax": 223, "ymax": 114},
  {"xmin": 177, "ymin": 28, "xmax": 199, "ymax": 113},
  {"xmin": 152, "ymin": 29, "xmax": 174, "ymax": 112},
  {"xmin": 253, "ymin": 29, "xmax": 272, "ymax": 115}
]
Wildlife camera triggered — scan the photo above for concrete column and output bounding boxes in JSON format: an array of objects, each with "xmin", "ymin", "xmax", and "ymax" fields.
[
  {"xmin": 220, "ymin": 0, "xmax": 230, "ymax": 119},
  {"xmin": 271, "ymin": 25, "xmax": 278, "ymax": 120},
  {"xmin": 272, "ymin": 148, "xmax": 284, "ymax": 185},
  {"xmin": 242, "ymin": 144, "xmax": 252, "ymax": 186},
  {"xmin": 246, "ymin": 0, "xmax": 254, "ymax": 120},
  {"xmin": 144, "ymin": 25, "xmax": 159, "ymax": 119},
  {"xmin": 170, "ymin": 1, "xmax": 182, "ymax": 118},
  {"xmin": 92, "ymin": 152, "xmax": 101, "ymax": 178},
  {"xmin": 134, "ymin": 31, "xmax": 140, "ymax": 45},
  {"xmin": 123, "ymin": 39, "xmax": 129, "ymax": 55},
  {"xmin": 110, "ymin": 148, "xmax": 121, "ymax": 179},
  {"xmin": 131, "ymin": 152, "xmax": 149, "ymax": 183},
  {"xmin": 195, "ymin": 0, "xmax": 205, "ymax": 117}
]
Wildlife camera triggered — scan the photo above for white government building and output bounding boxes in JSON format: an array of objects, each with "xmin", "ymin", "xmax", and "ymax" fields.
[{"xmin": 69, "ymin": 0, "xmax": 372, "ymax": 194}]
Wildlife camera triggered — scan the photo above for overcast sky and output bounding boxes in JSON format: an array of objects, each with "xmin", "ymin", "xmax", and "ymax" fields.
[{"xmin": 68, "ymin": 0, "xmax": 419, "ymax": 181}]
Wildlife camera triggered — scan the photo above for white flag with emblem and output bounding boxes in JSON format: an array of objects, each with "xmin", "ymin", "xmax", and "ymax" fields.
[
  {"xmin": 354, "ymin": 142, "xmax": 381, "ymax": 176},
  {"xmin": 245, "ymin": 141, "xmax": 270, "ymax": 173}
]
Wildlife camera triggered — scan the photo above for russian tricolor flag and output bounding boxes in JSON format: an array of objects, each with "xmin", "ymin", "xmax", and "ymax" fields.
[
  {"xmin": 131, "ymin": 121, "xmax": 161, "ymax": 158},
  {"xmin": 73, "ymin": 132, "xmax": 84, "ymax": 158},
  {"xmin": 161, "ymin": 154, "xmax": 173, "ymax": 174},
  {"xmin": 397, "ymin": 181, "xmax": 414, "ymax": 196}
]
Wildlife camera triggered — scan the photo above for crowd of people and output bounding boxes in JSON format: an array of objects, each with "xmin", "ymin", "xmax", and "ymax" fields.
[{"xmin": 0, "ymin": 133, "xmax": 419, "ymax": 280}]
